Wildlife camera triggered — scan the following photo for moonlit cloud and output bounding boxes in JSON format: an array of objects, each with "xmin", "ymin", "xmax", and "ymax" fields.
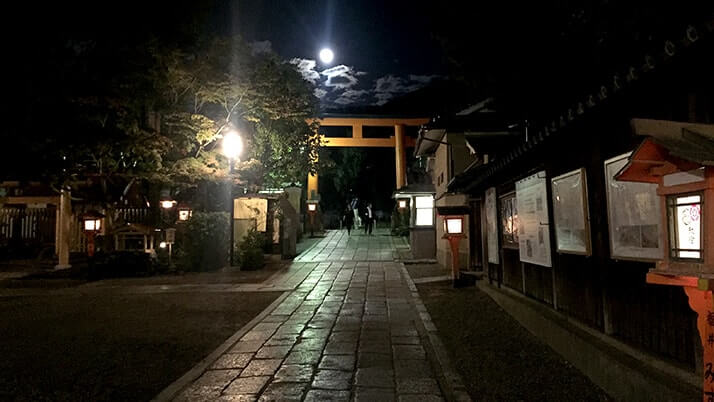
[
  {"xmin": 290, "ymin": 58, "xmax": 321, "ymax": 85},
  {"xmin": 290, "ymin": 56, "xmax": 437, "ymax": 108},
  {"xmin": 334, "ymin": 89, "xmax": 370, "ymax": 105},
  {"xmin": 372, "ymin": 74, "xmax": 438, "ymax": 105},
  {"xmin": 321, "ymin": 65, "xmax": 366, "ymax": 90},
  {"xmin": 314, "ymin": 88, "xmax": 328, "ymax": 99}
]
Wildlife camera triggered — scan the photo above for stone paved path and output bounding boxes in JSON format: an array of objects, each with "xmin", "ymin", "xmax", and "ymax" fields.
[{"xmin": 171, "ymin": 230, "xmax": 445, "ymax": 401}]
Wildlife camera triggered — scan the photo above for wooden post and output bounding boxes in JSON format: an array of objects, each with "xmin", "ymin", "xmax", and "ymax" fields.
[
  {"xmin": 683, "ymin": 287, "xmax": 714, "ymax": 401},
  {"xmin": 55, "ymin": 189, "xmax": 71, "ymax": 269},
  {"xmin": 448, "ymin": 236, "xmax": 461, "ymax": 282}
]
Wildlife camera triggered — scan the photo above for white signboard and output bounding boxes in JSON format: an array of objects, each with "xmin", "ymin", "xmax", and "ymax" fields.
[
  {"xmin": 234, "ymin": 198, "xmax": 268, "ymax": 232},
  {"xmin": 485, "ymin": 187, "xmax": 499, "ymax": 264},
  {"xmin": 604, "ymin": 152, "xmax": 663, "ymax": 261},
  {"xmin": 516, "ymin": 171, "xmax": 552, "ymax": 267}
]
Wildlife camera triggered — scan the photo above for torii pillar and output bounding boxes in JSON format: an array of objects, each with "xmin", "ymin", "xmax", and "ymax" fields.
[{"xmin": 395, "ymin": 124, "xmax": 407, "ymax": 189}]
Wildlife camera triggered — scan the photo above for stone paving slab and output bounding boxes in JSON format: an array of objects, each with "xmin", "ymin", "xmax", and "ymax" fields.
[{"xmin": 164, "ymin": 230, "xmax": 453, "ymax": 401}]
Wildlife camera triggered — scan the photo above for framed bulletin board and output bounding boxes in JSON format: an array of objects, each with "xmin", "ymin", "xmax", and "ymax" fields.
[
  {"xmin": 551, "ymin": 168, "xmax": 592, "ymax": 255},
  {"xmin": 516, "ymin": 171, "xmax": 552, "ymax": 267},
  {"xmin": 485, "ymin": 187, "xmax": 499, "ymax": 263},
  {"xmin": 604, "ymin": 152, "xmax": 663, "ymax": 261}
]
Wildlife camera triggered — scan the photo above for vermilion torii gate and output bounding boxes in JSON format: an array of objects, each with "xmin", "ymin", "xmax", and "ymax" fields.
[{"xmin": 307, "ymin": 116, "xmax": 430, "ymax": 200}]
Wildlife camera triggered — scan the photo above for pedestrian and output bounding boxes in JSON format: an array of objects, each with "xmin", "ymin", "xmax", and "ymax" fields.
[
  {"xmin": 364, "ymin": 203, "xmax": 374, "ymax": 235},
  {"xmin": 342, "ymin": 206, "xmax": 354, "ymax": 235}
]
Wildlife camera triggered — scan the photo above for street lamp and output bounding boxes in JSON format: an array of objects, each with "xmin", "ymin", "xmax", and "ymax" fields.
[{"xmin": 222, "ymin": 130, "xmax": 243, "ymax": 266}]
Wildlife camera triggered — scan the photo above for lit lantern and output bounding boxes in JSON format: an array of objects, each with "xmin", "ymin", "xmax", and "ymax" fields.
[
  {"xmin": 306, "ymin": 200, "xmax": 319, "ymax": 237},
  {"xmin": 81, "ymin": 210, "xmax": 105, "ymax": 257},
  {"xmin": 178, "ymin": 206, "xmax": 192, "ymax": 221},
  {"xmin": 615, "ymin": 118, "xmax": 713, "ymax": 398},
  {"xmin": 437, "ymin": 210, "xmax": 469, "ymax": 287},
  {"xmin": 444, "ymin": 216, "xmax": 464, "ymax": 235},
  {"xmin": 161, "ymin": 200, "xmax": 176, "ymax": 209},
  {"xmin": 83, "ymin": 216, "xmax": 102, "ymax": 232}
]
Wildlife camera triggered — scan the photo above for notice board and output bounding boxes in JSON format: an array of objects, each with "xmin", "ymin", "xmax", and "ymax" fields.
[
  {"xmin": 485, "ymin": 187, "xmax": 499, "ymax": 264},
  {"xmin": 516, "ymin": 171, "xmax": 552, "ymax": 267}
]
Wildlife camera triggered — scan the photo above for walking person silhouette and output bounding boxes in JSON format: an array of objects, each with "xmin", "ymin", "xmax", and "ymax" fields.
[{"xmin": 342, "ymin": 205, "xmax": 354, "ymax": 235}]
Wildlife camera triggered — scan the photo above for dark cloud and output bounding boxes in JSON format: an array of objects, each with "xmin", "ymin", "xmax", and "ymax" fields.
[
  {"xmin": 372, "ymin": 74, "xmax": 437, "ymax": 105},
  {"xmin": 249, "ymin": 40, "xmax": 273, "ymax": 55}
]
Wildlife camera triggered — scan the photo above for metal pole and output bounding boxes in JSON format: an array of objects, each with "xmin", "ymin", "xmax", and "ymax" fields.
[{"xmin": 229, "ymin": 158, "xmax": 235, "ymax": 267}]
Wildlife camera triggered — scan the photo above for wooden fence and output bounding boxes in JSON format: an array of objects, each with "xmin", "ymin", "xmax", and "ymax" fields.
[{"xmin": 0, "ymin": 207, "xmax": 56, "ymax": 246}]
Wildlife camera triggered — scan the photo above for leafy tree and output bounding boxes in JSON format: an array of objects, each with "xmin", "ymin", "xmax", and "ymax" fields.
[
  {"xmin": 5, "ymin": 32, "xmax": 322, "ymax": 246},
  {"xmin": 157, "ymin": 37, "xmax": 321, "ymax": 192}
]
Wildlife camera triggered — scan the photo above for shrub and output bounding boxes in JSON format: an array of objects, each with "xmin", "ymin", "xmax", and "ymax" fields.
[
  {"xmin": 90, "ymin": 251, "xmax": 158, "ymax": 279},
  {"xmin": 174, "ymin": 211, "xmax": 230, "ymax": 272},
  {"xmin": 237, "ymin": 229, "xmax": 265, "ymax": 270}
]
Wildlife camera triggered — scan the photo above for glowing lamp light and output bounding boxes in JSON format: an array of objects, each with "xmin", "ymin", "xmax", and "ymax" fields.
[
  {"xmin": 307, "ymin": 203, "xmax": 317, "ymax": 212},
  {"xmin": 398, "ymin": 199, "xmax": 407, "ymax": 209},
  {"xmin": 319, "ymin": 48, "xmax": 334, "ymax": 64},
  {"xmin": 161, "ymin": 200, "xmax": 176, "ymax": 209},
  {"xmin": 222, "ymin": 130, "xmax": 243, "ymax": 160},
  {"xmin": 81, "ymin": 211, "xmax": 104, "ymax": 233},
  {"xmin": 178, "ymin": 207, "xmax": 192, "ymax": 221},
  {"xmin": 668, "ymin": 194, "xmax": 703, "ymax": 260},
  {"xmin": 84, "ymin": 218, "xmax": 101, "ymax": 232},
  {"xmin": 443, "ymin": 216, "xmax": 464, "ymax": 236},
  {"xmin": 159, "ymin": 241, "xmax": 167, "ymax": 249}
]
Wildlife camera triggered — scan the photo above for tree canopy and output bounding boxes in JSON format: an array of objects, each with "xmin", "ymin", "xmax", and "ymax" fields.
[{"xmin": 3, "ymin": 31, "xmax": 322, "ymax": 203}]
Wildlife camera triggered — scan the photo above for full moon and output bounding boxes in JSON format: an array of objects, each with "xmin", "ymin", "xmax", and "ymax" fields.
[{"xmin": 319, "ymin": 48, "xmax": 334, "ymax": 64}]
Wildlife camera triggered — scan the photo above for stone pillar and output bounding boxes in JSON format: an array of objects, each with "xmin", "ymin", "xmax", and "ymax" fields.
[
  {"xmin": 55, "ymin": 189, "xmax": 71, "ymax": 269},
  {"xmin": 395, "ymin": 124, "xmax": 407, "ymax": 189}
]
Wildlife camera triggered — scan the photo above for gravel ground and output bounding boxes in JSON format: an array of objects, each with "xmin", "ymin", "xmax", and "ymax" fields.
[
  {"xmin": 0, "ymin": 291, "xmax": 281, "ymax": 401},
  {"xmin": 405, "ymin": 263, "xmax": 450, "ymax": 279},
  {"xmin": 417, "ymin": 281, "xmax": 612, "ymax": 401}
]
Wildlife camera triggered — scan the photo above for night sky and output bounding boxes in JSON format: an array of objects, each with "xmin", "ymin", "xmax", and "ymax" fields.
[{"xmin": 218, "ymin": 0, "xmax": 446, "ymax": 109}]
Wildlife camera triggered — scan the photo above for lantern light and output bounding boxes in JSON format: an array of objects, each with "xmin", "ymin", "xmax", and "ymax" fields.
[
  {"xmin": 159, "ymin": 241, "xmax": 167, "ymax": 249},
  {"xmin": 443, "ymin": 216, "xmax": 464, "ymax": 235},
  {"xmin": 84, "ymin": 218, "xmax": 101, "ymax": 232},
  {"xmin": 398, "ymin": 199, "xmax": 407, "ymax": 209},
  {"xmin": 178, "ymin": 207, "xmax": 192, "ymax": 221},
  {"xmin": 307, "ymin": 203, "xmax": 317, "ymax": 212},
  {"xmin": 81, "ymin": 211, "xmax": 104, "ymax": 233},
  {"xmin": 161, "ymin": 200, "xmax": 176, "ymax": 209}
]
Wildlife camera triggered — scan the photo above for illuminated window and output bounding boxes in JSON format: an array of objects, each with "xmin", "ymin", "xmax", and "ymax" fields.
[
  {"xmin": 667, "ymin": 193, "xmax": 703, "ymax": 260},
  {"xmin": 415, "ymin": 196, "xmax": 434, "ymax": 226},
  {"xmin": 500, "ymin": 193, "xmax": 519, "ymax": 248}
]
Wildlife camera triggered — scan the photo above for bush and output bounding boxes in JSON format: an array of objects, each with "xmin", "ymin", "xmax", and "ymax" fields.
[
  {"xmin": 90, "ymin": 251, "xmax": 158, "ymax": 279},
  {"xmin": 237, "ymin": 229, "xmax": 265, "ymax": 270},
  {"xmin": 174, "ymin": 211, "xmax": 230, "ymax": 272}
]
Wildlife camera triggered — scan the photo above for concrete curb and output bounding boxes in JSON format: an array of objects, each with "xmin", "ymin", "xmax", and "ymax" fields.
[
  {"xmin": 152, "ymin": 291, "xmax": 290, "ymax": 402},
  {"xmin": 399, "ymin": 264, "xmax": 472, "ymax": 402}
]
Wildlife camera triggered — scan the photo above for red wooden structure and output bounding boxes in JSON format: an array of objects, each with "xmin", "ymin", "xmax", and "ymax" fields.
[{"xmin": 616, "ymin": 118, "xmax": 713, "ymax": 400}]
